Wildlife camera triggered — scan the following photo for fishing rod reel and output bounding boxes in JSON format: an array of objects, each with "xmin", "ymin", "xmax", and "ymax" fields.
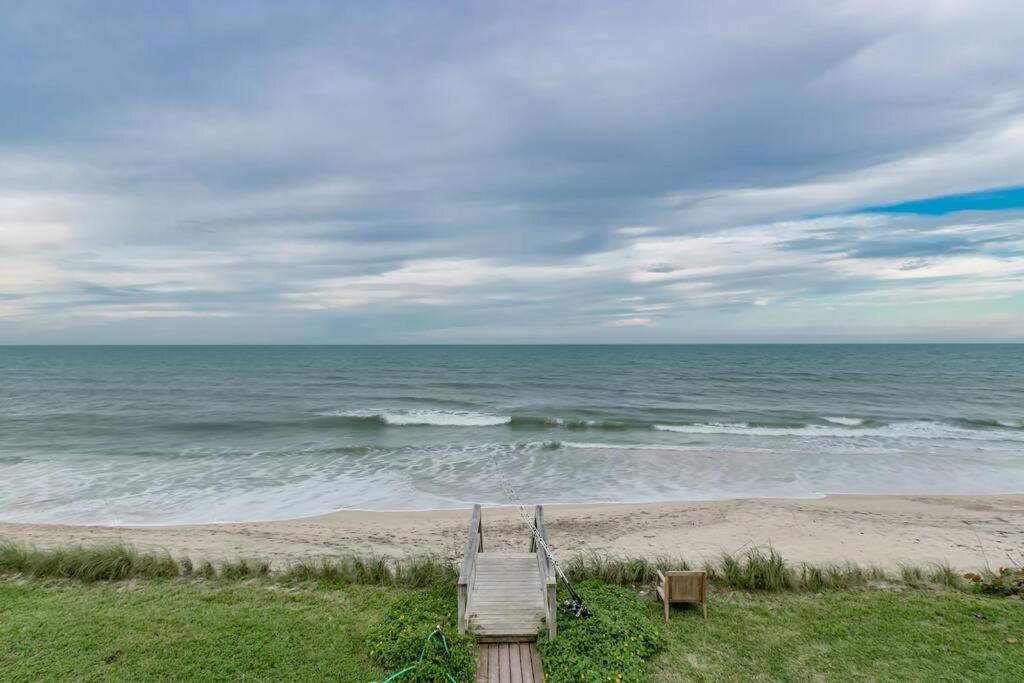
[
  {"xmin": 529, "ymin": 520, "xmax": 591, "ymax": 619},
  {"xmin": 564, "ymin": 592, "xmax": 591, "ymax": 618}
]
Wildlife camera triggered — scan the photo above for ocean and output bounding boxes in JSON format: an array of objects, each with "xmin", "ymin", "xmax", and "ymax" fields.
[{"xmin": 1, "ymin": 344, "xmax": 1021, "ymax": 525}]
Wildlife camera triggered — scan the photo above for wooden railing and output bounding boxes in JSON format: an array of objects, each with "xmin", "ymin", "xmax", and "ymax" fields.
[
  {"xmin": 457, "ymin": 503, "xmax": 483, "ymax": 634},
  {"xmin": 530, "ymin": 505, "xmax": 558, "ymax": 640},
  {"xmin": 457, "ymin": 503, "xmax": 559, "ymax": 640}
]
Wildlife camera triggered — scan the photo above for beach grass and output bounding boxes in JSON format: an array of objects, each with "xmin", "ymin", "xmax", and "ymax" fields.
[
  {"xmin": 0, "ymin": 541, "xmax": 456, "ymax": 587},
  {"xmin": 1, "ymin": 541, "xmax": 967, "ymax": 593},
  {"xmin": 564, "ymin": 547, "xmax": 964, "ymax": 592},
  {"xmin": 2, "ymin": 578, "xmax": 1022, "ymax": 682},
  {"xmin": 282, "ymin": 554, "xmax": 458, "ymax": 588}
]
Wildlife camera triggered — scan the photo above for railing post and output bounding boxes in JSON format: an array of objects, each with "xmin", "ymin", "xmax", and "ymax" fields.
[
  {"xmin": 547, "ymin": 583, "xmax": 558, "ymax": 641},
  {"xmin": 457, "ymin": 584, "xmax": 468, "ymax": 634},
  {"xmin": 457, "ymin": 504, "xmax": 482, "ymax": 635},
  {"xmin": 532, "ymin": 504, "xmax": 558, "ymax": 641}
]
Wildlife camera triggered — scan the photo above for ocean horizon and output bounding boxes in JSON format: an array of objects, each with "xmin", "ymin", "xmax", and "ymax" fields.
[{"xmin": 1, "ymin": 344, "xmax": 1022, "ymax": 526}]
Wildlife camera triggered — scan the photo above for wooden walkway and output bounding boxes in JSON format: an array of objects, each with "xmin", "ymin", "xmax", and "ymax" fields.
[
  {"xmin": 476, "ymin": 642, "xmax": 545, "ymax": 683},
  {"xmin": 458, "ymin": 504, "xmax": 557, "ymax": 681},
  {"xmin": 469, "ymin": 552, "xmax": 546, "ymax": 641}
]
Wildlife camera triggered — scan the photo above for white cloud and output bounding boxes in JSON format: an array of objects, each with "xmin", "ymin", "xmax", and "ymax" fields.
[
  {"xmin": 610, "ymin": 317, "xmax": 653, "ymax": 327},
  {"xmin": 69, "ymin": 304, "xmax": 240, "ymax": 319},
  {"xmin": 2, "ymin": 1, "xmax": 1024, "ymax": 341},
  {"xmin": 672, "ymin": 115, "xmax": 1024, "ymax": 228}
]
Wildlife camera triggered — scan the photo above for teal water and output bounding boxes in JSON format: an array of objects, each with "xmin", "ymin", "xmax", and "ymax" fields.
[{"xmin": 1, "ymin": 345, "xmax": 1022, "ymax": 524}]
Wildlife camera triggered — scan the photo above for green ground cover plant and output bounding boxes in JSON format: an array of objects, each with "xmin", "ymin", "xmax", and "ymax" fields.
[
  {"xmin": 365, "ymin": 586, "xmax": 475, "ymax": 683},
  {"xmin": 538, "ymin": 580, "xmax": 664, "ymax": 683}
]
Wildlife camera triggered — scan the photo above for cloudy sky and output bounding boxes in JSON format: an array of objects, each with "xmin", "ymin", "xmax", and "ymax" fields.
[{"xmin": 2, "ymin": 0, "xmax": 1023, "ymax": 343}]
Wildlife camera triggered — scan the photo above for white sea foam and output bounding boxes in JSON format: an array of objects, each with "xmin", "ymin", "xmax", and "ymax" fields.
[
  {"xmin": 653, "ymin": 420, "xmax": 1024, "ymax": 441},
  {"xmin": 383, "ymin": 410, "xmax": 511, "ymax": 426},
  {"xmin": 4, "ymin": 435, "xmax": 1024, "ymax": 525},
  {"xmin": 823, "ymin": 416, "xmax": 865, "ymax": 426},
  {"xmin": 560, "ymin": 441, "xmax": 711, "ymax": 452},
  {"xmin": 326, "ymin": 409, "xmax": 512, "ymax": 426}
]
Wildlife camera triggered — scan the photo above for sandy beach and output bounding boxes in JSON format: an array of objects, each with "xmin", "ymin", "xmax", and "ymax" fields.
[{"xmin": 2, "ymin": 494, "xmax": 1021, "ymax": 571}]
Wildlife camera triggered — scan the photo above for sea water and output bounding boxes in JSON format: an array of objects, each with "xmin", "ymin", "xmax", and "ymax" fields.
[{"xmin": 0, "ymin": 344, "xmax": 1021, "ymax": 524}]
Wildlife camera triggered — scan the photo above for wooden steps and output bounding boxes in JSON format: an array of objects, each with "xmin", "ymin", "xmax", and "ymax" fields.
[
  {"xmin": 468, "ymin": 553, "xmax": 546, "ymax": 642},
  {"xmin": 476, "ymin": 642, "xmax": 544, "ymax": 683},
  {"xmin": 458, "ymin": 505, "xmax": 557, "ymax": 680}
]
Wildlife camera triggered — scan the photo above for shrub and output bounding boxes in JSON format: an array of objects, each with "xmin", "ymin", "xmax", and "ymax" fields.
[
  {"xmin": 964, "ymin": 567, "xmax": 1024, "ymax": 596},
  {"xmin": 538, "ymin": 581, "xmax": 663, "ymax": 683},
  {"xmin": 365, "ymin": 586, "xmax": 475, "ymax": 682}
]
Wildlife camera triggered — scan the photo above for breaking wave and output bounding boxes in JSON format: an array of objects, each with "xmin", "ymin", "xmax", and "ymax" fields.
[
  {"xmin": 653, "ymin": 420, "xmax": 1024, "ymax": 440},
  {"xmin": 320, "ymin": 409, "xmax": 512, "ymax": 427}
]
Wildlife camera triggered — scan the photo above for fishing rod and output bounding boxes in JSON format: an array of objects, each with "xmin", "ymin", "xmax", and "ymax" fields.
[{"xmin": 490, "ymin": 456, "xmax": 591, "ymax": 618}]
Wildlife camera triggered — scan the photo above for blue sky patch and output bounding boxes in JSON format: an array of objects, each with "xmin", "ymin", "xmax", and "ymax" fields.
[{"xmin": 861, "ymin": 186, "xmax": 1024, "ymax": 215}]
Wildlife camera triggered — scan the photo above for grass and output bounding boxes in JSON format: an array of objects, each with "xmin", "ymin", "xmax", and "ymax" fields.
[
  {"xmin": 566, "ymin": 547, "xmax": 965, "ymax": 592},
  {"xmin": 0, "ymin": 543, "xmax": 183, "ymax": 582},
  {"xmin": 2, "ymin": 542, "xmax": 1020, "ymax": 680},
  {"xmin": 0, "ymin": 580, "xmax": 391, "ymax": 681},
  {"xmin": 1, "ymin": 578, "xmax": 1021, "ymax": 682},
  {"xmin": 282, "ymin": 555, "xmax": 457, "ymax": 588},
  {"xmin": 0, "ymin": 542, "xmax": 455, "ymax": 587},
  {"xmin": 648, "ymin": 590, "xmax": 1024, "ymax": 682},
  {"xmin": 1, "ymin": 541, "xmax": 965, "ymax": 593}
]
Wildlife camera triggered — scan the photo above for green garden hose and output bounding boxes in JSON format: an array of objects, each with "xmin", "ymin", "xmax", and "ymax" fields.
[{"xmin": 371, "ymin": 625, "xmax": 459, "ymax": 683}]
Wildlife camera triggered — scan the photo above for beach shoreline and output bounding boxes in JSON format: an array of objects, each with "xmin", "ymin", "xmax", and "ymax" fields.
[{"xmin": 2, "ymin": 493, "xmax": 1021, "ymax": 571}]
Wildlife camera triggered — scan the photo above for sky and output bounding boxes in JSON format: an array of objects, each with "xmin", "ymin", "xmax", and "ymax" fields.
[{"xmin": 1, "ymin": 1, "xmax": 1023, "ymax": 343}]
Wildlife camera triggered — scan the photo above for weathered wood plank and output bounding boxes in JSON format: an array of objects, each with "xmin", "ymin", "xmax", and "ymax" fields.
[
  {"xmin": 459, "ymin": 504, "xmax": 483, "ymax": 584},
  {"xmin": 469, "ymin": 548, "xmax": 548, "ymax": 640},
  {"xmin": 510, "ymin": 641, "xmax": 523, "ymax": 683},
  {"xmin": 474, "ymin": 644, "xmax": 544, "ymax": 683},
  {"xmin": 459, "ymin": 504, "xmax": 484, "ymax": 634},
  {"xmin": 499, "ymin": 643, "xmax": 511, "ymax": 683},
  {"xmin": 529, "ymin": 644, "xmax": 545, "ymax": 682},
  {"xmin": 476, "ymin": 645, "xmax": 490, "ymax": 683},
  {"xmin": 519, "ymin": 643, "xmax": 534, "ymax": 683},
  {"xmin": 488, "ymin": 643, "xmax": 500, "ymax": 681},
  {"xmin": 476, "ymin": 633, "xmax": 537, "ymax": 643}
]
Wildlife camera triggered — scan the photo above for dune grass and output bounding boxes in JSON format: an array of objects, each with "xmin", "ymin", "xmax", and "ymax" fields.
[
  {"xmin": 0, "ymin": 543, "xmax": 183, "ymax": 582},
  {"xmin": 565, "ymin": 547, "xmax": 965, "ymax": 592},
  {"xmin": 0, "ymin": 541, "xmax": 968, "ymax": 593},
  {"xmin": 282, "ymin": 554, "xmax": 458, "ymax": 588},
  {"xmin": 0, "ymin": 541, "xmax": 454, "ymax": 587}
]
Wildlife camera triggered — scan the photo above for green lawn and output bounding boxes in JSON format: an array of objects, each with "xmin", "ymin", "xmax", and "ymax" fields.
[
  {"xmin": 1, "ymin": 580, "xmax": 1022, "ymax": 682},
  {"xmin": 649, "ymin": 591, "xmax": 1024, "ymax": 682},
  {"xmin": 0, "ymin": 581, "xmax": 390, "ymax": 681}
]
